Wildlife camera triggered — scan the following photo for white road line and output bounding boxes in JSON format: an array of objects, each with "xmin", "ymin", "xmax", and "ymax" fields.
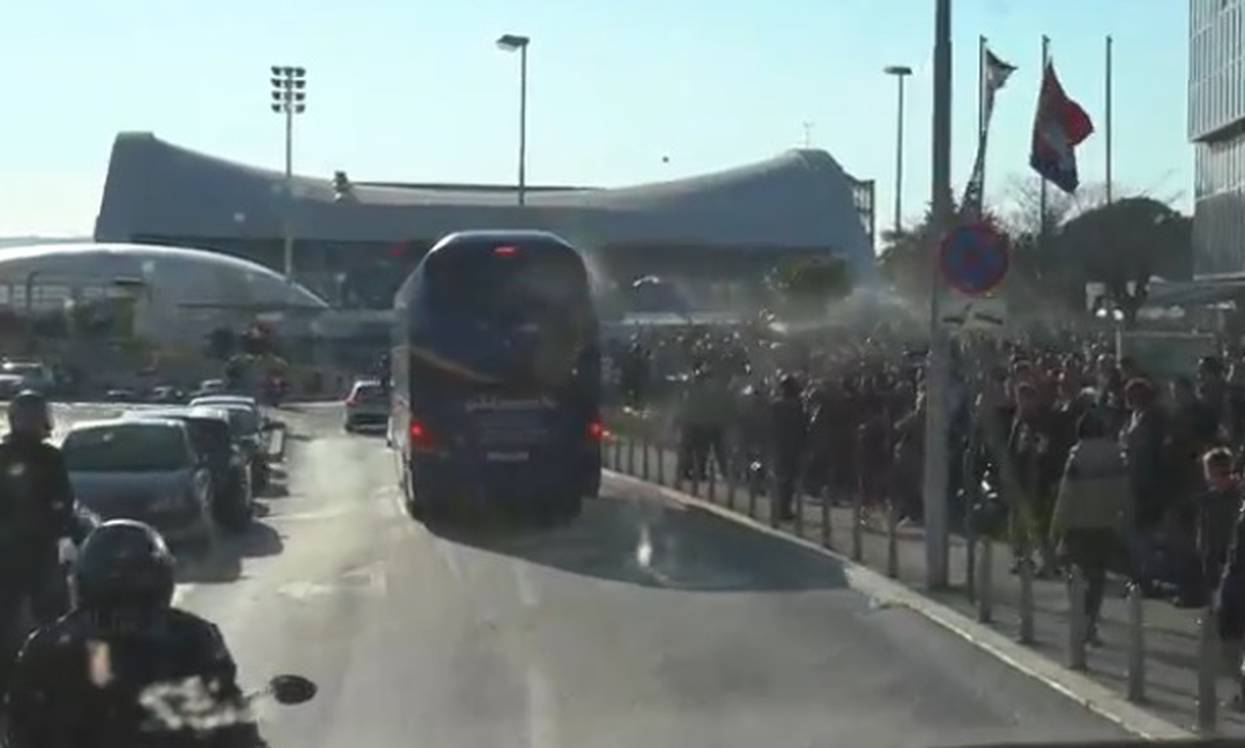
[
  {"xmin": 525, "ymin": 664, "xmax": 559, "ymax": 748},
  {"xmin": 514, "ymin": 564, "xmax": 540, "ymax": 608}
]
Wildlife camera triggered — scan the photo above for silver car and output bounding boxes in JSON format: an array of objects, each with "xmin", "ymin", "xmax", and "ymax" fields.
[
  {"xmin": 61, "ymin": 418, "xmax": 214, "ymax": 547},
  {"xmin": 344, "ymin": 379, "xmax": 388, "ymax": 431}
]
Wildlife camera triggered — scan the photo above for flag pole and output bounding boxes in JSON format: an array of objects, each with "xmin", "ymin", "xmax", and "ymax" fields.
[
  {"xmin": 1106, "ymin": 34, "xmax": 1113, "ymax": 205},
  {"xmin": 1039, "ymin": 35, "xmax": 1050, "ymax": 245},
  {"xmin": 978, "ymin": 35, "xmax": 987, "ymax": 139}
]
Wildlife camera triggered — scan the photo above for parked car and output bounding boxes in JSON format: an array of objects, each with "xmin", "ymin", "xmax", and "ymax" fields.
[
  {"xmin": 148, "ymin": 385, "xmax": 187, "ymax": 404},
  {"xmin": 60, "ymin": 419, "xmax": 214, "ymax": 548},
  {"xmin": 1, "ymin": 360, "xmax": 54, "ymax": 393},
  {"xmin": 344, "ymin": 379, "xmax": 387, "ymax": 431},
  {"xmin": 124, "ymin": 406, "xmax": 253, "ymax": 530},
  {"xmin": 189, "ymin": 396, "xmax": 270, "ymax": 490}
]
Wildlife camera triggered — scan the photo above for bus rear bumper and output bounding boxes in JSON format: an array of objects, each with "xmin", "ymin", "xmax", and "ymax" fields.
[{"xmin": 408, "ymin": 451, "xmax": 598, "ymax": 514}]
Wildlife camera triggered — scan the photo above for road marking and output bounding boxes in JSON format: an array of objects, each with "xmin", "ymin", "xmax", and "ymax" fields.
[
  {"xmin": 171, "ymin": 583, "xmax": 196, "ymax": 608},
  {"xmin": 525, "ymin": 664, "xmax": 559, "ymax": 748},
  {"xmin": 514, "ymin": 564, "xmax": 540, "ymax": 608}
]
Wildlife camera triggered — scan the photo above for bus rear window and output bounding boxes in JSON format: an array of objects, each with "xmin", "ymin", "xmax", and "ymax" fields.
[{"xmin": 425, "ymin": 245, "xmax": 590, "ymax": 321}]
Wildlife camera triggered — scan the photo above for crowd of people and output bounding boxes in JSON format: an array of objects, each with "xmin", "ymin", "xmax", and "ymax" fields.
[{"xmin": 609, "ymin": 322, "xmax": 1245, "ymax": 697}]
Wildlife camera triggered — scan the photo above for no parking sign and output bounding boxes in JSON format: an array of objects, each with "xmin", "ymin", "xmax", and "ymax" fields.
[{"xmin": 938, "ymin": 223, "xmax": 1009, "ymax": 296}]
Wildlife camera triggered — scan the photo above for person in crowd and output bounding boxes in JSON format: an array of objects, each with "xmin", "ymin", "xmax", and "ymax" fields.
[
  {"xmin": 0, "ymin": 390, "xmax": 77, "ymax": 692},
  {"xmin": 770, "ymin": 374, "xmax": 807, "ymax": 522},
  {"xmin": 856, "ymin": 390, "xmax": 892, "ymax": 521},
  {"xmin": 4, "ymin": 520, "xmax": 260, "ymax": 748},
  {"xmin": 1123, "ymin": 377, "xmax": 1170, "ymax": 594},
  {"xmin": 1009, "ymin": 382, "xmax": 1061, "ymax": 577},
  {"xmin": 1180, "ymin": 448, "xmax": 1243, "ymax": 608},
  {"xmin": 892, "ymin": 391, "xmax": 926, "ymax": 524},
  {"xmin": 1050, "ymin": 412, "xmax": 1132, "ymax": 646},
  {"xmin": 1216, "ymin": 481, "xmax": 1245, "ymax": 708}
]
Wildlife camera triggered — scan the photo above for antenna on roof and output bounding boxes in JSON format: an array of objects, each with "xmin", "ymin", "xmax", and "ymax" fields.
[{"xmin": 801, "ymin": 121, "xmax": 814, "ymax": 148}]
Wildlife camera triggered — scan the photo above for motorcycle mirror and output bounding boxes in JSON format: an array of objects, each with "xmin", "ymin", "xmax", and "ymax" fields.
[{"xmin": 269, "ymin": 674, "xmax": 317, "ymax": 705}]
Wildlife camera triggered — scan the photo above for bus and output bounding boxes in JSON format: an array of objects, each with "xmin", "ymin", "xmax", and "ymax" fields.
[{"xmin": 390, "ymin": 230, "xmax": 602, "ymax": 522}]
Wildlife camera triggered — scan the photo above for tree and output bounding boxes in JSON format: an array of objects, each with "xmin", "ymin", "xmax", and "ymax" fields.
[
  {"xmin": 765, "ymin": 255, "xmax": 854, "ymax": 319},
  {"xmin": 1053, "ymin": 197, "xmax": 1192, "ymax": 326}
]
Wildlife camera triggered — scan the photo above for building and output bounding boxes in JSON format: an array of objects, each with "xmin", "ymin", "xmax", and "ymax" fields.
[
  {"xmin": 1190, "ymin": 0, "xmax": 1245, "ymax": 278},
  {"xmin": 0, "ymin": 242, "xmax": 327, "ymax": 348},
  {"xmin": 95, "ymin": 133, "xmax": 876, "ymax": 309}
]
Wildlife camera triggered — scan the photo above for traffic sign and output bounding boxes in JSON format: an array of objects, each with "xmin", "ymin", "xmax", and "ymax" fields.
[{"xmin": 938, "ymin": 223, "xmax": 1009, "ymax": 296}]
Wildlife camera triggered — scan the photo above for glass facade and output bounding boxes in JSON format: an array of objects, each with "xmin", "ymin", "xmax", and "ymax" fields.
[{"xmin": 1190, "ymin": 0, "xmax": 1245, "ymax": 276}]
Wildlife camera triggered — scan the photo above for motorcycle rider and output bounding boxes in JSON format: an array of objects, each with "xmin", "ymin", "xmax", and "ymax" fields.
[
  {"xmin": 0, "ymin": 390, "xmax": 77, "ymax": 685},
  {"xmin": 4, "ymin": 519, "xmax": 261, "ymax": 748}
]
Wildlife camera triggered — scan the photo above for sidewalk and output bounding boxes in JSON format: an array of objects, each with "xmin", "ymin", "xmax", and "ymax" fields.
[{"xmin": 604, "ymin": 434, "xmax": 1245, "ymax": 737}]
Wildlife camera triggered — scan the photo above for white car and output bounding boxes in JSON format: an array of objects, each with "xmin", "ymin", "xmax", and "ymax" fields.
[
  {"xmin": 61, "ymin": 418, "xmax": 214, "ymax": 547},
  {"xmin": 344, "ymin": 380, "xmax": 388, "ymax": 431},
  {"xmin": 1, "ymin": 361, "xmax": 54, "ymax": 392}
]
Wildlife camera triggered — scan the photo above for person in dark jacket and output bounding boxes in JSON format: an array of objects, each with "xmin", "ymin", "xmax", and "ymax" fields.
[
  {"xmin": 1122, "ymin": 378, "xmax": 1169, "ymax": 592},
  {"xmin": 4, "ymin": 520, "xmax": 260, "ymax": 748},
  {"xmin": 0, "ymin": 390, "xmax": 77, "ymax": 689},
  {"xmin": 770, "ymin": 375, "xmax": 807, "ymax": 522},
  {"xmin": 1183, "ymin": 448, "xmax": 1242, "ymax": 607},
  {"xmin": 1050, "ymin": 412, "xmax": 1132, "ymax": 645}
]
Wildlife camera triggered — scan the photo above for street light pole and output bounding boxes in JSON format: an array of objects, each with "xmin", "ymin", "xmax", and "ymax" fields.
[
  {"xmin": 884, "ymin": 65, "xmax": 913, "ymax": 236},
  {"xmin": 270, "ymin": 66, "xmax": 307, "ymax": 281},
  {"xmin": 497, "ymin": 34, "xmax": 531, "ymax": 206}
]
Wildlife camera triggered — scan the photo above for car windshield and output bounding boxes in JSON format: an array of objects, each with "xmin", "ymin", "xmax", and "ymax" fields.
[
  {"xmin": 62, "ymin": 424, "xmax": 190, "ymax": 472},
  {"xmin": 353, "ymin": 384, "xmax": 384, "ymax": 401}
]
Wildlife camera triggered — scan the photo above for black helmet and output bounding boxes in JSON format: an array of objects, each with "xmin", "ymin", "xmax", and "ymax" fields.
[
  {"xmin": 75, "ymin": 520, "xmax": 175, "ymax": 611},
  {"xmin": 8, "ymin": 389, "xmax": 51, "ymax": 437}
]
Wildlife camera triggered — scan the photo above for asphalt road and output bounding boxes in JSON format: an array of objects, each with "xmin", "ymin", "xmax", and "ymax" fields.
[{"xmin": 46, "ymin": 402, "xmax": 1129, "ymax": 748}]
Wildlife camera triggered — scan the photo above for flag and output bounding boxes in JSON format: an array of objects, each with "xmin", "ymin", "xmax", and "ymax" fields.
[
  {"xmin": 982, "ymin": 49, "xmax": 1017, "ymax": 127},
  {"xmin": 1029, "ymin": 61, "xmax": 1094, "ymax": 194},
  {"xmin": 960, "ymin": 47, "xmax": 1016, "ymax": 221}
]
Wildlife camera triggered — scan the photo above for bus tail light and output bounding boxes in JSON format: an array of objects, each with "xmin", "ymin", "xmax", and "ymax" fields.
[
  {"xmin": 587, "ymin": 420, "xmax": 605, "ymax": 441},
  {"xmin": 410, "ymin": 420, "xmax": 439, "ymax": 449}
]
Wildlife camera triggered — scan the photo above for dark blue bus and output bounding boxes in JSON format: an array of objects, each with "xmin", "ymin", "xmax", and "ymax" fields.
[{"xmin": 390, "ymin": 230, "xmax": 602, "ymax": 522}]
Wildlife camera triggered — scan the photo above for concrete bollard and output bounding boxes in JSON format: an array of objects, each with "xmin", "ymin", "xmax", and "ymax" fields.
[
  {"xmin": 794, "ymin": 486, "xmax": 805, "ymax": 537},
  {"xmin": 627, "ymin": 437, "xmax": 636, "ymax": 475},
  {"xmin": 707, "ymin": 461, "xmax": 718, "ymax": 503},
  {"xmin": 977, "ymin": 538, "xmax": 993, "ymax": 623},
  {"xmin": 689, "ymin": 466, "xmax": 700, "ymax": 498},
  {"xmin": 1018, "ymin": 559, "xmax": 1035, "ymax": 644},
  {"xmin": 1067, "ymin": 567, "xmax": 1088, "ymax": 671},
  {"xmin": 726, "ymin": 453, "xmax": 737, "ymax": 510},
  {"xmin": 747, "ymin": 464, "xmax": 757, "ymax": 518},
  {"xmin": 769, "ymin": 475, "xmax": 780, "ymax": 529},
  {"xmin": 613, "ymin": 436, "xmax": 623, "ymax": 473},
  {"xmin": 1127, "ymin": 583, "xmax": 1146, "ymax": 703},
  {"xmin": 851, "ymin": 492, "xmax": 863, "ymax": 562},
  {"xmin": 1197, "ymin": 606, "xmax": 1219, "ymax": 732},
  {"xmin": 641, "ymin": 435, "xmax": 650, "ymax": 481},
  {"xmin": 821, "ymin": 484, "xmax": 831, "ymax": 547},
  {"xmin": 886, "ymin": 501, "xmax": 899, "ymax": 579}
]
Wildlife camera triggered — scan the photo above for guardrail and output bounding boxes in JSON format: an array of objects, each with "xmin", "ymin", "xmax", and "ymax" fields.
[{"xmin": 602, "ymin": 420, "xmax": 1239, "ymax": 735}]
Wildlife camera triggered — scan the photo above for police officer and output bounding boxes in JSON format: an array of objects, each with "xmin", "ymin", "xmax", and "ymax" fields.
[
  {"xmin": 0, "ymin": 390, "xmax": 76, "ymax": 681},
  {"xmin": 4, "ymin": 519, "xmax": 261, "ymax": 748}
]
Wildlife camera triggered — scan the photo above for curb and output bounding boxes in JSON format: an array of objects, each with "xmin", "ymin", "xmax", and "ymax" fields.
[{"xmin": 605, "ymin": 469, "xmax": 1196, "ymax": 742}]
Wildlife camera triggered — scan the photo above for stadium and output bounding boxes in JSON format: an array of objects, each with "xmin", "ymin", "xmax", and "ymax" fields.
[{"xmin": 94, "ymin": 133, "xmax": 877, "ymax": 309}]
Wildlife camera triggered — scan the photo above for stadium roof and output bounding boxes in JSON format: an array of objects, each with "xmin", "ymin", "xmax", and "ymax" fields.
[{"xmin": 95, "ymin": 132, "xmax": 875, "ymax": 271}]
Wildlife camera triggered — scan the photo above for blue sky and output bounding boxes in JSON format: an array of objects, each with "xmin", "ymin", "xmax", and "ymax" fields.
[{"xmin": 0, "ymin": 0, "xmax": 1189, "ymax": 238}]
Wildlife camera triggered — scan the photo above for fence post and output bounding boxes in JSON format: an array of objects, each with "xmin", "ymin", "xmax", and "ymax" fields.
[
  {"xmin": 1018, "ymin": 558, "xmax": 1035, "ymax": 644},
  {"xmin": 726, "ymin": 451, "xmax": 737, "ymax": 510},
  {"xmin": 641, "ymin": 433, "xmax": 650, "ymax": 481},
  {"xmin": 1197, "ymin": 606, "xmax": 1219, "ymax": 733},
  {"xmin": 613, "ymin": 435, "xmax": 622, "ymax": 473},
  {"xmin": 965, "ymin": 524, "xmax": 977, "ymax": 604},
  {"xmin": 977, "ymin": 538, "xmax": 993, "ymax": 623},
  {"xmin": 794, "ymin": 484, "xmax": 805, "ymax": 537},
  {"xmin": 1127, "ymin": 583, "xmax": 1146, "ymax": 703},
  {"xmin": 707, "ymin": 460, "xmax": 718, "ymax": 503},
  {"xmin": 747, "ymin": 462, "xmax": 758, "ymax": 518},
  {"xmin": 821, "ymin": 483, "xmax": 831, "ymax": 548},
  {"xmin": 851, "ymin": 491, "xmax": 863, "ymax": 562},
  {"xmin": 689, "ymin": 465, "xmax": 700, "ymax": 497},
  {"xmin": 627, "ymin": 437, "xmax": 636, "ymax": 475},
  {"xmin": 1067, "ymin": 567, "xmax": 1088, "ymax": 671},
  {"xmin": 769, "ymin": 473, "xmax": 779, "ymax": 529},
  {"xmin": 656, "ymin": 439, "xmax": 665, "ymax": 486},
  {"xmin": 886, "ymin": 501, "xmax": 899, "ymax": 578}
]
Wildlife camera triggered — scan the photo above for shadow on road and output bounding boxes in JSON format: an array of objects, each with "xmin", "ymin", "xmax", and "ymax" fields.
[
  {"xmin": 432, "ymin": 495, "xmax": 847, "ymax": 592},
  {"xmin": 176, "ymin": 520, "xmax": 285, "ymax": 583}
]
